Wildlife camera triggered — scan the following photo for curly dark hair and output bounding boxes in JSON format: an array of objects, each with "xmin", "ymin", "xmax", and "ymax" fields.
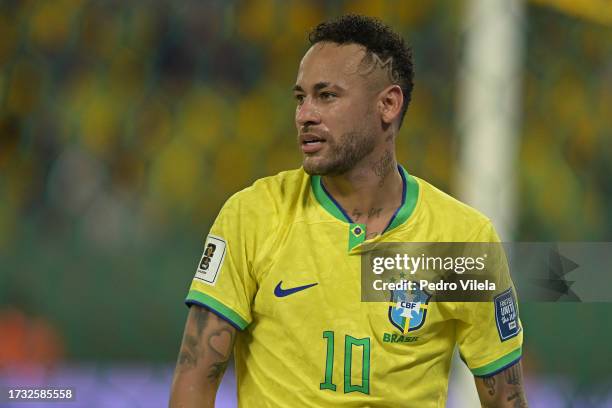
[{"xmin": 308, "ymin": 14, "xmax": 414, "ymax": 127}]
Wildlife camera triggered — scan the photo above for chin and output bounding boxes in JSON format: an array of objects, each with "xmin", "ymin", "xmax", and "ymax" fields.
[
  {"xmin": 302, "ymin": 163, "xmax": 323, "ymax": 176},
  {"xmin": 303, "ymin": 160, "xmax": 351, "ymax": 177},
  {"xmin": 302, "ymin": 158, "xmax": 328, "ymax": 176}
]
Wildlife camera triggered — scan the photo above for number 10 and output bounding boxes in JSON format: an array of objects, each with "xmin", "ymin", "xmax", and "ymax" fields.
[{"xmin": 320, "ymin": 331, "xmax": 370, "ymax": 394}]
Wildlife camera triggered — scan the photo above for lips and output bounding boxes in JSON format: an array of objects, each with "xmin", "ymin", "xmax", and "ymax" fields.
[{"xmin": 300, "ymin": 133, "xmax": 326, "ymax": 154}]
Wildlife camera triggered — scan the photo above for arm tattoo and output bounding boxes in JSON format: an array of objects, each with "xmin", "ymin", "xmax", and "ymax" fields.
[
  {"xmin": 196, "ymin": 307, "xmax": 210, "ymax": 334},
  {"xmin": 177, "ymin": 334, "xmax": 199, "ymax": 370},
  {"xmin": 208, "ymin": 361, "xmax": 230, "ymax": 381},
  {"xmin": 206, "ymin": 325, "xmax": 235, "ymax": 381},
  {"xmin": 177, "ymin": 307, "xmax": 208, "ymax": 371},
  {"xmin": 476, "ymin": 362, "xmax": 528, "ymax": 407},
  {"xmin": 207, "ymin": 327, "xmax": 234, "ymax": 359},
  {"xmin": 507, "ymin": 391, "xmax": 528, "ymax": 408},
  {"xmin": 483, "ymin": 376, "xmax": 496, "ymax": 396},
  {"xmin": 176, "ymin": 307, "xmax": 230, "ymax": 374},
  {"xmin": 505, "ymin": 364, "xmax": 521, "ymax": 386}
]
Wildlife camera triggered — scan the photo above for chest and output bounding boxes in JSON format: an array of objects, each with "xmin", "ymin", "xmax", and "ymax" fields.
[{"xmin": 249, "ymin": 221, "xmax": 451, "ymax": 344}]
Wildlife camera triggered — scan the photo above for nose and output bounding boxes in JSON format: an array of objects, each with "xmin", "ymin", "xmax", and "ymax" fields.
[{"xmin": 295, "ymin": 97, "xmax": 321, "ymax": 128}]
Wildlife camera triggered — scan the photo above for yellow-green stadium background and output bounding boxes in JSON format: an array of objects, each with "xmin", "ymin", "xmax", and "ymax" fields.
[{"xmin": 1, "ymin": 0, "xmax": 611, "ymax": 406}]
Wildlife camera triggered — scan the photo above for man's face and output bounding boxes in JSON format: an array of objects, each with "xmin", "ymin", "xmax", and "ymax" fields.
[{"xmin": 294, "ymin": 42, "xmax": 381, "ymax": 176}]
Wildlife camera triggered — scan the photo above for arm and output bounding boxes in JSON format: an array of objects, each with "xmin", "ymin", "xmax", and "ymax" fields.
[
  {"xmin": 474, "ymin": 361, "xmax": 528, "ymax": 408},
  {"xmin": 169, "ymin": 304, "xmax": 237, "ymax": 408}
]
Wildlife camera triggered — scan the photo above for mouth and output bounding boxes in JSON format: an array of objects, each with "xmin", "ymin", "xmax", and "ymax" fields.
[
  {"xmin": 300, "ymin": 133, "xmax": 326, "ymax": 154},
  {"xmin": 300, "ymin": 133, "xmax": 326, "ymax": 146}
]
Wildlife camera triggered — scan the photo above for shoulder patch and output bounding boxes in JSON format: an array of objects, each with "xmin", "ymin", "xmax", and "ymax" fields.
[
  {"xmin": 494, "ymin": 288, "xmax": 520, "ymax": 341},
  {"xmin": 194, "ymin": 235, "xmax": 226, "ymax": 285}
]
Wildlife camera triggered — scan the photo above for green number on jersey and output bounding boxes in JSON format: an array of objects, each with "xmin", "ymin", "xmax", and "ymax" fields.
[{"xmin": 320, "ymin": 331, "xmax": 371, "ymax": 394}]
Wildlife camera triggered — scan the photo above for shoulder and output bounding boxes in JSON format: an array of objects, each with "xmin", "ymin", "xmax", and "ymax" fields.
[
  {"xmin": 221, "ymin": 167, "xmax": 308, "ymax": 218},
  {"xmin": 412, "ymin": 175, "xmax": 495, "ymax": 240},
  {"xmin": 211, "ymin": 168, "xmax": 307, "ymax": 257}
]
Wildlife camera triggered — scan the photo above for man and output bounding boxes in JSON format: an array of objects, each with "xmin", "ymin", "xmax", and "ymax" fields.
[{"xmin": 170, "ymin": 15, "xmax": 527, "ymax": 408}]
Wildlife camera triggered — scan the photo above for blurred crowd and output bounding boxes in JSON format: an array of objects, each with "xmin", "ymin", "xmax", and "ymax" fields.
[
  {"xmin": 0, "ymin": 1, "xmax": 609, "ymax": 255},
  {"xmin": 520, "ymin": 5, "xmax": 612, "ymax": 239},
  {"xmin": 0, "ymin": 0, "xmax": 461, "ymax": 254}
]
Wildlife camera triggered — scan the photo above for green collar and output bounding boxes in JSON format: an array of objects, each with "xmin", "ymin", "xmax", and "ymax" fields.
[{"xmin": 310, "ymin": 165, "xmax": 419, "ymax": 234}]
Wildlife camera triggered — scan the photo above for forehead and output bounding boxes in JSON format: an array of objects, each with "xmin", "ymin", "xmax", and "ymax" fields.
[{"xmin": 296, "ymin": 42, "xmax": 368, "ymax": 88}]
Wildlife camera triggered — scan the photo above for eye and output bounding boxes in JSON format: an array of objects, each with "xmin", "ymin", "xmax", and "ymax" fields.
[
  {"xmin": 320, "ymin": 92, "xmax": 336, "ymax": 100},
  {"xmin": 294, "ymin": 94, "xmax": 305, "ymax": 104}
]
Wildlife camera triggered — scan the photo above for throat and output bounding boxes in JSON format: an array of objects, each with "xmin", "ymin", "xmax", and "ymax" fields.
[
  {"xmin": 363, "ymin": 210, "xmax": 397, "ymax": 237},
  {"xmin": 324, "ymin": 167, "xmax": 404, "ymax": 231}
]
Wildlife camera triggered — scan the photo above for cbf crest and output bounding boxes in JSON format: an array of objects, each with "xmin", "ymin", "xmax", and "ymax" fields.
[{"xmin": 389, "ymin": 287, "xmax": 431, "ymax": 334}]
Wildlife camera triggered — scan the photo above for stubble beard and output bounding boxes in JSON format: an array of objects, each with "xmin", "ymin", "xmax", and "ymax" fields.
[{"xmin": 302, "ymin": 128, "xmax": 377, "ymax": 176}]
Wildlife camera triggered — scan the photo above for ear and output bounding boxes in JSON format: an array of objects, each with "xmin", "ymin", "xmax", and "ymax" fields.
[{"xmin": 378, "ymin": 85, "xmax": 403, "ymax": 126}]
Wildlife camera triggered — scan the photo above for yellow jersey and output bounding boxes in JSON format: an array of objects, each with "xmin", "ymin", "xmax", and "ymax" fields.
[{"xmin": 186, "ymin": 166, "xmax": 522, "ymax": 407}]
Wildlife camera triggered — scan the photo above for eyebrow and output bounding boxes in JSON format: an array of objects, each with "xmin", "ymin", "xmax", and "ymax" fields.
[{"xmin": 293, "ymin": 82, "xmax": 341, "ymax": 93}]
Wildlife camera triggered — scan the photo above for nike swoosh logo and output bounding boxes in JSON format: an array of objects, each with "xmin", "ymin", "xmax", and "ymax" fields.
[{"xmin": 274, "ymin": 281, "xmax": 318, "ymax": 297}]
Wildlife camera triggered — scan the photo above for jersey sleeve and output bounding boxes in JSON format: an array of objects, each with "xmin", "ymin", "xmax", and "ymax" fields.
[
  {"xmin": 456, "ymin": 221, "xmax": 523, "ymax": 377},
  {"xmin": 184, "ymin": 194, "xmax": 257, "ymax": 330}
]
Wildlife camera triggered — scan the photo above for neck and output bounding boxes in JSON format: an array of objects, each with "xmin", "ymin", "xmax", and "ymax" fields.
[{"xmin": 321, "ymin": 148, "xmax": 403, "ymax": 224}]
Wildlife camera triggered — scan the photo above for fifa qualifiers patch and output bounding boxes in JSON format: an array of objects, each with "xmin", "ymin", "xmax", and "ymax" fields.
[
  {"xmin": 194, "ymin": 235, "xmax": 226, "ymax": 285},
  {"xmin": 494, "ymin": 288, "xmax": 520, "ymax": 341}
]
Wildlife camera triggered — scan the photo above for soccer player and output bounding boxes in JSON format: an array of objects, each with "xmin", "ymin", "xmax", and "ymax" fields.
[{"xmin": 170, "ymin": 15, "xmax": 527, "ymax": 408}]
